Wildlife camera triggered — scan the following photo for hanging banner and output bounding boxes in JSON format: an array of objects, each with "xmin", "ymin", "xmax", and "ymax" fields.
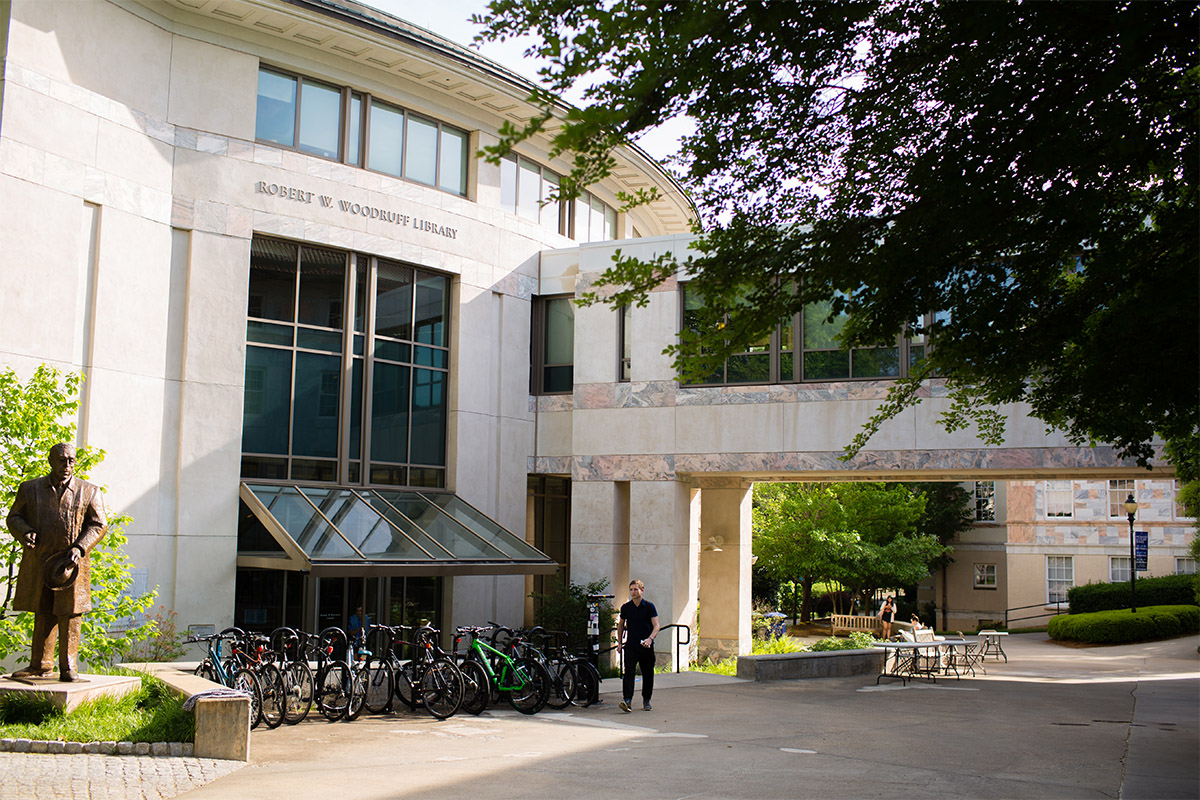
[{"xmin": 1134, "ymin": 530, "xmax": 1149, "ymax": 571}]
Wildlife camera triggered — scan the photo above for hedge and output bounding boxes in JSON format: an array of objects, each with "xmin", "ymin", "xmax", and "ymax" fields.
[
  {"xmin": 1067, "ymin": 574, "xmax": 1195, "ymax": 614},
  {"xmin": 1048, "ymin": 604, "xmax": 1200, "ymax": 644}
]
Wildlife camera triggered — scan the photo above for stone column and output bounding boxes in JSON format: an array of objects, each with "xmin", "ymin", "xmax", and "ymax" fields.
[
  {"xmin": 697, "ymin": 481, "xmax": 752, "ymax": 661},
  {"xmin": 628, "ymin": 480, "xmax": 695, "ymax": 671}
]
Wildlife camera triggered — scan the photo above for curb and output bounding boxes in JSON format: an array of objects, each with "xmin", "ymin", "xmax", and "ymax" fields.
[{"xmin": 0, "ymin": 738, "xmax": 195, "ymax": 756}]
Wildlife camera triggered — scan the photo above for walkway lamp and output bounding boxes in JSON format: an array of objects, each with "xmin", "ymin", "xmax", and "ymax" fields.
[{"xmin": 1124, "ymin": 493, "xmax": 1138, "ymax": 613}]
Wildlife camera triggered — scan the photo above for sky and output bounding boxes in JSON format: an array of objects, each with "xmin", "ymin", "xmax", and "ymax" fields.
[{"xmin": 363, "ymin": 0, "xmax": 688, "ymax": 163}]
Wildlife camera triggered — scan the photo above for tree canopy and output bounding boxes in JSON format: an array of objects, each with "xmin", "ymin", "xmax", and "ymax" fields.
[
  {"xmin": 752, "ymin": 482, "xmax": 946, "ymax": 617},
  {"xmin": 477, "ymin": 1, "xmax": 1198, "ymax": 466}
]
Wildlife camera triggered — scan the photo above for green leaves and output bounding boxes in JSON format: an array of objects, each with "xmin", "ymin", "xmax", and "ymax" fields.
[{"xmin": 479, "ymin": 1, "xmax": 1198, "ymax": 467}]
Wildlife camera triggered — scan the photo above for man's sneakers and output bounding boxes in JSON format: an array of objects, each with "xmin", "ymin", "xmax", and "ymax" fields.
[
  {"xmin": 643, "ymin": 702, "xmax": 652, "ymax": 711},
  {"xmin": 619, "ymin": 699, "xmax": 632, "ymax": 713}
]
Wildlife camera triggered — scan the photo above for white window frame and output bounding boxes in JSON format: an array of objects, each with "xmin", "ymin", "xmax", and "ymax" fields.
[
  {"xmin": 1108, "ymin": 479, "xmax": 1135, "ymax": 519},
  {"xmin": 1176, "ymin": 557, "xmax": 1197, "ymax": 575},
  {"xmin": 1109, "ymin": 556, "xmax": 1131, "ymax": 583},
  {"xmin": 974, "ymin": 481, "xmax": 996, "ymax": 521},
  {"xmin": 973, "ymin": 563, "xmax": 997, "ymax": 589},
  {"xmin": 1047, "ymin": 555, "xmax": 1073, "ymax": 604},
  {"xmin": 1043, "ymin": 481, "xmax": 1074, "ymax": 519}
]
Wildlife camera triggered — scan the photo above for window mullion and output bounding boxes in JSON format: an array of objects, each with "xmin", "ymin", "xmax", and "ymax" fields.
[
  {"xmin": 363, "ymin": 257, "xmax": 378, "ymax": 484},
  {"xmin": 339, "ymin": 254, "xmax": 355, "ymax": 484}
]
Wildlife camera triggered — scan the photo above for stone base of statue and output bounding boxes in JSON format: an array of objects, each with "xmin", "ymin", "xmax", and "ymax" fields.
[{"xmin": 0, "ymin": 672, "xmax": 139, "ymax": 713}]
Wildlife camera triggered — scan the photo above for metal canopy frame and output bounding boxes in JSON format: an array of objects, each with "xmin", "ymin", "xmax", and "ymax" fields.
[{"xmin": 237, "ymin": 483, "xmax": 558, "ymax": 577}]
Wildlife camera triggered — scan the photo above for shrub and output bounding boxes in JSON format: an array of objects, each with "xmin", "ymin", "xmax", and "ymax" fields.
[
  {"xmin": 1067, "ymin": 574, "xmax": 1195, "ymax": 614},
  {"xmin": 810, "ymin": 631, "xmax": 876, "ymax": 651},
  {"xmin": 529, "ymin": 576, "xmax": 615, "ymax": 651},
  {"xmin": 1048, "ymin": 604, "xmax": 1200, "ymax": 644}
]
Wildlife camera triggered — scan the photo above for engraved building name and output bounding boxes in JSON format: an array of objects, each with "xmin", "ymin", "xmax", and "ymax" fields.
[{"xmin": 254, "ymin": 180, "xmax": 458, "ymax": 240}]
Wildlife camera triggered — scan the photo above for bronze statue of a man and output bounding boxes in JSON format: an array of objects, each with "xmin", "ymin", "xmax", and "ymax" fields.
[{"xmin": 6, "ymin": 443, "xmax": 107, "ymax": 681}]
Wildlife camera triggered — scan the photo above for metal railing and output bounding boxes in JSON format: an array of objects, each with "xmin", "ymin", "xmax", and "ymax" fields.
[
  {"xmin": 1005, "ymin": 601, "xmax": 1067, "ymax": 628},
  {"xmin": 612, "ymin": 623, "xmax": 694, "ymax": 675}
]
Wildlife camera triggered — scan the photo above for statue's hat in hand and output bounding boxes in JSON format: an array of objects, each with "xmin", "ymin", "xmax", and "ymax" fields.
[{"xmin": 42, "ymin": 551, "xmax": 79, "ymax": 590}]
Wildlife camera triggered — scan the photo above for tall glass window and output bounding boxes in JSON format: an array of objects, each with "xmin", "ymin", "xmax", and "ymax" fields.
[
  {"xmin": 255, "ymin": 66, "xmax": 468, "ymax": 197},
  {"xmin": 256, "ymin": 68, "xmax": 297, "ymax": 148},
  {"xmin": 533, "ymin": 296, "xmax": 575, "ymax": 394},
  {"xmin": 242, "ymin": 236, "xmax": 451, "ymax": 488},
  {"xmin": 618, "ymin": 304, "xmax": 632, "ymax": 382},
  {"xmin": 298, "ymin": 79, "xmax": 342, "ymax": 159}
]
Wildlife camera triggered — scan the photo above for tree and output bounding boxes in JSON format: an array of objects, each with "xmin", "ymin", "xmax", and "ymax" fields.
[
  {"xmin": 752, "ymin": 483, "xmax": 855, "ymax": 621},
  {"xmin": 906, "ymin": 482, "xmax": 976, "ymax": 629},
  {"xmin": 0, "ymin": 365, "xmax": 156, "ymax": 666},
  {"xmin": 752, "ymin": 482, "xmax": 946, "ymax": 619},
  {"xmin": 477, "ymin": 1, "xmax": 1198, "ymax": 468}
]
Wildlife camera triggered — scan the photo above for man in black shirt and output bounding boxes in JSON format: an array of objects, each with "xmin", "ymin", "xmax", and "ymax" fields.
[{"xmin": 617, "ymin": 578, "xmax": 660, "ymax": 711}]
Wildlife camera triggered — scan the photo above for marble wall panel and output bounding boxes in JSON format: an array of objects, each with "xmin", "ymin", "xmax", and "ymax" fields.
[
  {"xmin": 9, "ymin": 0, "xmax": 172, "ymax": 118},
  {"xmin": 572, "ymin": 407, "xmax": 679, "ymax": 456}
]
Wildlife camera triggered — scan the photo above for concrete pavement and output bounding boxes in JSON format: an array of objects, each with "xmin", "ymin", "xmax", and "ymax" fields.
[
  {"xmin": 0, "ymin": 633, "xmax": 1194, "ymax": 799},
  {"xmin": 174, "ymin": 633, "xmax": 1198, "ymax": 800}
]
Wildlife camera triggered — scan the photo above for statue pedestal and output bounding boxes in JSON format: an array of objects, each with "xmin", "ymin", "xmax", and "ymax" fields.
[{"xmin": 0, "ymin": 672, "xmax": 140, "ymax": 713}]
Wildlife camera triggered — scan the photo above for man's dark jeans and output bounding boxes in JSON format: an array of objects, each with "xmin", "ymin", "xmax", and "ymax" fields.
[{"xmin": 622, "ymin": 642, "xmax": 655, "ymax": 702}]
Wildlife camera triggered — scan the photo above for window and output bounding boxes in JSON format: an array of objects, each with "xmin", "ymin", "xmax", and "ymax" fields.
[
  {"xmin": 1177, "ymin": 557, "xmax": 1197, "ymax": 575},
  {"xmin": 1047, "ymin": 556, "xmax": 1073, "ymax": 603},
  {"xmin": 241, "ymin": 236, "xmax": 451, "ymax": 488},
  {"xmin": 974, "ymin": 481, "xmax": 996, "ymax": 521},
  {"xmin": 498, "ymin": 157, "xmax": 617, "ymax": 241},
  {"xmin": 255, "ymin": 67, "xmax": 468, "ymax": 196},
  {"xmin": 1043, "ymin": 481, "xmax": 1074, "ymax": 518},
  {"xmin": 1110, "ymin": 556, "xmax": 1131, "ymax": 583},
  {"xmin": 500, "ymin": 156, "xmax": 565, "ymax": 234},
  {"xmin": 573, "ymin": 191, "xmax": 617, "ymax": 242},
  {"xmin": 973, "ymin": 563, "xmax": 997, "ymax": 589},
  {"xmin": 618, "ymin": 304, "xmax": 632, "ymax": 382},
  {"xmin": 679, "ymin": 285, "xmax": 935, "ymax": 386},
  {"xmin": 532, "ymin": 296, "xmax": 574, "ymax": 394},
  {"xmin": 1108, "ymin": 479, "xmax": 1135, "ymax": 518},
  {"xmin": 528, "ymin": 476, "xmax": 571, "ymax": 599},
  {"xmin": 1175, "ymin": 480, "xmax": 1194, "ymax": 520}
]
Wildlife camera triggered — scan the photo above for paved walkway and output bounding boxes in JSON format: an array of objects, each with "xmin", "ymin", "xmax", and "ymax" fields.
[
  {"xmin": 0, "ymin": 633, "xmax": 1194, "ymax": 799},
  {"xmin": 0, "ymin": 753, "xmax": 244, "ymax": 799}
]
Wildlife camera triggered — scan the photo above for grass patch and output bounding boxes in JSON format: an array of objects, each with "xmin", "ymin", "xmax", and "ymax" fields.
[{"xmin": 0, "ymin": 670, "xmax": 193, "ymax": 743}]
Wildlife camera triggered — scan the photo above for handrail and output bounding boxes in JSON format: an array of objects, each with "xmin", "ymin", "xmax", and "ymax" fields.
[
  {"xmin": 1005, "ymin": 601, "xmax": 1067, "ymax": 628},
  {"xmin": 614, "ymin": 623, "xmax": 693, "ymax": 674}
]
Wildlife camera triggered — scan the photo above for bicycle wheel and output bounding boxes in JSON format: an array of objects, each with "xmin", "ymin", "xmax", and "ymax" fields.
[
  {"xmin": 194, "ymin": 660, "xmax": 217, "ymax": 683},
  {"xmin": 257, "ymin": 663, "xmax": 286, "ymax": 729},
  {"xmin": 232, "ymin": 668, "xmax": 262, "ymax": 729},
  {"xmin": 281, "ymin": 660, "xmax": 314, "ymax": 724},
  {"xmin": 393, "ymin": 661, "xmax": 418, "ymax": 709},
  {"xmin": 545, "ymin": 661, "xmax": 577, "ymax": 710},
  {"xmin": 576, "ymin": 661, "xmax": 601, "ymax": 707},
  {"xmin": 459, "ymin": 658, "xmax": 490, "ymax": 716},
  {"xmin": 420, "ymin": 658, "xmax": 464, "ymax": 719},
  {"xmin": 346, "ymin": 664, "xmax": 368, "ymax": 721},
  {"xmin": 317, "ymin": 662, "xmax": 351, "ymax": 721},
  {"xmin": 362, "ymin": 657, "xmax": 394, "ymax": 714},
  {"xmin": 507, "ymin": 658, "xmax": 550, "ymax": 715}
]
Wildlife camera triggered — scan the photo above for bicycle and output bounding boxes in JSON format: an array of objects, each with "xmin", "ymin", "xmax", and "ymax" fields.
[
  {"xmin": 186, "ymin": 628, "xmax": 263, "ymax": 728},
  {"xmin": 307, "ymin": 627, "xmax": 366, "ymax": 722},
  {"xmin": 456, "ymin": 625, "xmax": 550, "ymax": 715},
  {"xmin": 269, "ymin": 627, "xmax": 315, "ymax": 724},
  {"xmin": 392, "ymin": 624, "xmax": 464, "ymax": 719},
  {"xmin": 227, "ymin": 631, "xmax": 287, "ymax": 729}
]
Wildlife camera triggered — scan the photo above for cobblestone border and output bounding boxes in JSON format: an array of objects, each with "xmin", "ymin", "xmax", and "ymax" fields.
[{"xmin": 0, "ymin": 739, "xmax": 194, "ymax": 756}]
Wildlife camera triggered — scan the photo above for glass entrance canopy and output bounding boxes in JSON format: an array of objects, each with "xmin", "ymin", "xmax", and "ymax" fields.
[{"xmin": 238, "ymin": 483, "xmax": 558, "ymax": 577}]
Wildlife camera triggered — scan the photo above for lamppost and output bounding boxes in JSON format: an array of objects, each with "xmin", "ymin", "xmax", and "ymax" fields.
[{"xmin": 1124, "ymin": 493, "xmax": 1139, "ymax": 613}]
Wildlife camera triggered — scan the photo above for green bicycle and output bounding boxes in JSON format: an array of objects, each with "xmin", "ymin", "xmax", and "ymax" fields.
[{"xmin": 455, "ymin": 625, "xmax": 550, "ymax": 715}]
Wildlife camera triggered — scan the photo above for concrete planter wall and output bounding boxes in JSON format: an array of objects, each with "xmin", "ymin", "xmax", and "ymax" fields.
[{"xmin": 736, "ymin": 648, "xmax": 885, "ymax": 681}]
